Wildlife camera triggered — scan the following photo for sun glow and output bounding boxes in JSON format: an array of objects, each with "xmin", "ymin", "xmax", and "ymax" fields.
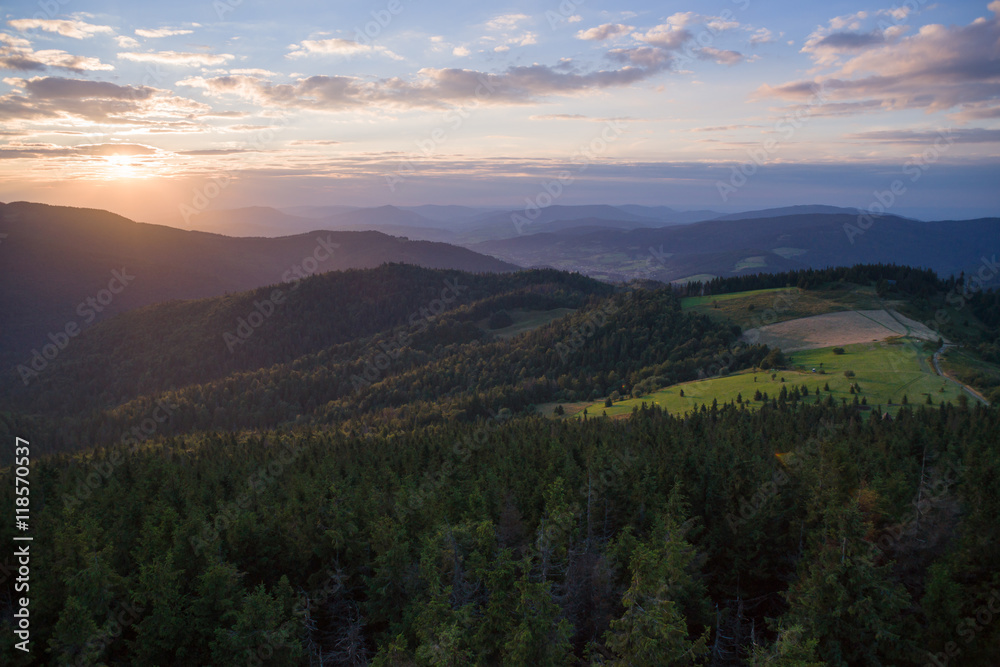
[{"xmin": 102, "ymin": 154, "xmax": 151, "ymax": 180}]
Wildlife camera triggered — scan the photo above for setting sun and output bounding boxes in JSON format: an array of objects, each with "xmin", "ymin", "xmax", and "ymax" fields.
[{"xmin": 102, "ymin": 154, "xmax": 148, "ymax": 180}]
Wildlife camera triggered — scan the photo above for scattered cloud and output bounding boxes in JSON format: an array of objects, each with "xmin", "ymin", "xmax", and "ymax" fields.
[
  {"xmin": 1, "ymin": 35, "xmax": 114, "ymax": 72},
  {"xmin": 576, "ymin": 23, "xmax": 634, "ymax": 41},
  {"xmin": 749, "ymin": 28, "xmax": 775, "ymax": 45},
  {"xmin": 486, "ymin": 14, "xmax": 529, "ymax": 31},
  {"xmin": 118, "ymin": 51, "xmax": 235, "ymax": 67},
  {"xmin": 135, "ymin": 28, "xmax": 194, "ymax": 38},
  {"xmin": 949, "ymin": 101, "xmax": 1000, "ymax": 122},
  {"xmin": 229, "ymin": 68, "xmax": 279, "ymax": 77},
  {"xmin": 634, "ymin": 23, "xmax": 692, "ymax": 50},
  {"xmin": 453, "ymin": 46, "xmax": 470, "ymax": 57},
  {"xmin": 758, "ymin": 5, "xmax": 1000, "ymax": 115},
  {"xmin": 179, "ymin": 56, "xmax": 673, "ymax": 112},
  {"xmin": 697, "ymin": 47, "xmax": 743, "ymax": 66},
  {"xmin": 0, "ymin": 76, "xmax": 212, "ymax": 127},
  {"xmin": 7, "ymin": 18, "xmax": 113, "ymax": 39},
  {"xmin": 116, "ymin": 35, "xmax": 140, "ymax": 49},
  {"xmin": 288, "ymin": 139, "xmax": 342, "ymax": 146},
  {"xmin": 846, "ymin": 128, "xmax": 1000, "ymax": 143},
  {"xmin": 287, "ymin": 38, "xmax": 402, "ymax": 60},
  {"xmin": 691, "ymin": 124, "xmax": 761, "ymax": 132}
]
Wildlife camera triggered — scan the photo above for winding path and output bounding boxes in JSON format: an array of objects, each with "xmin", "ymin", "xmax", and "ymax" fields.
[{"xmin": 933, "ymin": 344, "xmax": 991, "ymax": 406}]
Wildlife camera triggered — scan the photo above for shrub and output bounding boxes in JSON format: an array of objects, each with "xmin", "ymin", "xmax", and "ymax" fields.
[{"xmin": 833, "ymin": 347, "xmax": 846, "ymax": 355}]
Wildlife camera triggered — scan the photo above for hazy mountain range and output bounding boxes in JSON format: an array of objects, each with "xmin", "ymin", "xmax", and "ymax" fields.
[
  {"xmin": 0, "ymin": 202, "xmax": 515, "ymax": 366},
  {"xmin": 3, "ymin": 200, "xmax": 996, "ymax": 371}
]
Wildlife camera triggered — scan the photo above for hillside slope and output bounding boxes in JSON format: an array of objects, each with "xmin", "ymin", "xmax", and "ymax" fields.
[{"xmin": 0, "ymin": 202, "xmax": 518, "ymax": 365}]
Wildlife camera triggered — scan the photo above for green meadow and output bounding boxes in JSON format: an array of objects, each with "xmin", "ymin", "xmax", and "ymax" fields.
[{"xmin": 558, "ymin": 337, "xmax": 975, "ymax": 420}]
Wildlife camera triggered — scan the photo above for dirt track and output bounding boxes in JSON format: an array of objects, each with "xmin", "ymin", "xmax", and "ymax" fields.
[{"xmin": 742, "ymin": 309, "xmax": 942, "ymax": 352}]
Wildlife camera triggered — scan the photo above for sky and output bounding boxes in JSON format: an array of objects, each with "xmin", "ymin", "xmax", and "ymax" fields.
[{"xmin": 0, "ymin": 0, "xmax": 998, "ymax": 223}]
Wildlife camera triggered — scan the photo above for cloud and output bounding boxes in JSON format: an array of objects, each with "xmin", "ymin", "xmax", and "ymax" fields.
[
  {"xmin": 949, "ymin": 101, "xmax": 1000, "ymax": 121},
  {"xmin": 229, "ymin": 68, "xmax": 279, "ymax": 77},
  {"xmin": 634, "ymin": 24, "xmax": 692, "ymax": 50},
  {"xmin": 287, "ymin": 38, "xmax": 402, "ymax": 60},
  {"xmin": 576, "ymin": 23, "xmax": 634, "ymax": 41},
  {"xmin": 118, "ymin": 51, "xmax": 235, "ymax": 66},
  {"xmin": 179, "ymin": 56, "xmax": 672, "ymax": 111},
  {"xmin": 531, "ymin": 113, "xmax": 589, "ymax": 120},
  {"xmin": 0, "ymin": 76, "xmax": 211, "ymax": 127},
  {"xmin": 814, "ymin": 31, "xmax": 886, "ymax": 50},
  {"xmin": 135, "ymin": 28, "xmax": 194, "ymax": 38},
  {"xmin": 846, "ymin": 128, "xmax": 1000, "ymax": 143},
  {"xmin": 116, "ymin": 36, "xmax": 140, "ymax": 48},
  {"xmin": 749, "ymin": 28, "xmax": 775, "ymax": 45},
  {"xmin": 800, "ymin": 9, "xmax": 915, "ymax": 65},
  {"xmin": 607, "ymin": 46, "xmax": 674, "ymax": 69},
  {"xmin": 287, "ymin": 139, "xmax": 342, "ymax": 146},
  {"xmin": 1, "ymin": 36, "xmax": 114, "ymax": 72},
  {"xmin": 453, "ymin": 46, "xmax": 470, "ymax": 57},
  {"xmin": 7, "ymin": 18, "xmax": 113, "ymax": 39},
  {"xmin": 758, "ymin": 5, "xmax": 1000, "ymax": 115},
  {"xmin": 0, "ymin": 141, "xmax": 168, "ymax": 161},
  {"xmin": 486, "ymin": 14, "xmax": 529, "ymax": 31},
  {"xmin": 696, "ymin": 47, "xmax": 743, "ymax": 65},
  {"xmin": 0, "ymin": 34, "xmax": 30, "ymax": 49},
  {"xmin": 691, "ymin": 124, "xmax": 761, "ymax": 132},
  {"xmin": 482, "ymin": 13, "xmax": 536, "ymax": 51}
]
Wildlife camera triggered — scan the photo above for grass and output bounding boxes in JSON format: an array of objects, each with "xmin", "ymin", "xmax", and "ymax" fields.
[
  {"xmin": 477, "ymin": 308, "xmax": 576, "ymax": 339},
  {"xmin": 558, "ymin": 337, "xmax": 976, "ymax": 421},
  {"xmin": 940, "ymin": 347, "xmax": 1000, "ymax": 402},
  {"xmin": 680, "ymin": 284, "xmax": 893, "ymax": 330},
  {"xmin": 772, "ymin": 247, "xmax": 808, "ymax": 258},
  {"xmin": 734, "ymin": 256, "xmax": 768, "ymax": 271},
  {"xmin": 672, "ymin": 274, "xmax": 717, "ymax": 284}
]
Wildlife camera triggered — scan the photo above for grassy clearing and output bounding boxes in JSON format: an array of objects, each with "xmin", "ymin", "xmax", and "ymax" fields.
[
  {"xmin": 680, "ymin": 284, "xmax": 895, "ymax": 330},
  {"xmin": 478, "ymin": 308, "xmax": 576, "ymax": 339},
  {"xmin": 940, "ymin": 347, "xmax": 1000, "ymax": 402},
  {"xmin": 557, "ymin": 337, "xmax": 973, "ymax": 420},
  {"xmin": 734, "ymin": 256, "xmax": 768, "ymax": 271},
  {"xmin": 672, "ymin": 273, "xmax": 717, "ymax": 284}
]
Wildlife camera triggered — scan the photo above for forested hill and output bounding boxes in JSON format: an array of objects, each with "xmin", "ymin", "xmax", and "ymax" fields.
[
  {"xmin": 3, "ymin": 264, "xmax": 607, "ymax": 412},
  {"xmin": 2, "ymin": 260, "xmax": 1000, "ymax": 664},
  {"xmin": 2, "ymin": 264, "xmax": 766, "ymax": 455},
  {"xmin": 2, "ymin": 402, "xmax": 998, "ymax": 664},
  {"xmin": 0, "ymin": 202, "xmax": 519, "ymax": 366}
]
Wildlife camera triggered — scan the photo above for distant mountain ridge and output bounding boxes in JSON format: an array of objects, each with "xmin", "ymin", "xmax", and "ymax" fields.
[
  {"xmin": 0, "ymin": 201, "xmax": 517, "ymax": 367},
  {"xmin": 472, "ymin": 212, "xmax": 999, "ymax": 284}
]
